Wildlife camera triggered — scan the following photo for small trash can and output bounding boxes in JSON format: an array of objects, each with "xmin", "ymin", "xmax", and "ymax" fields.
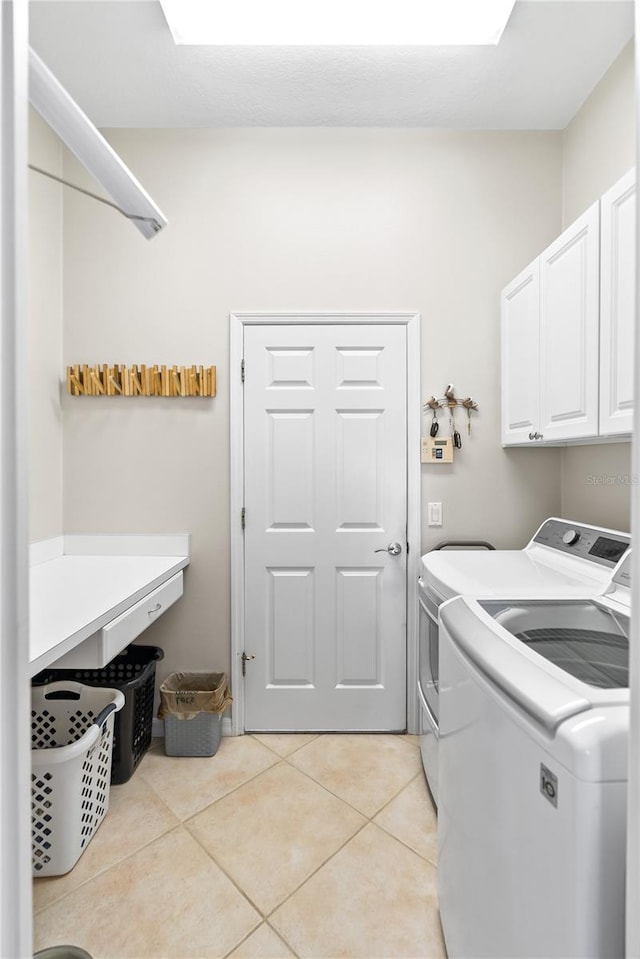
[{"xmin": 158, "ymin": 672, "xmax": 232, "ymax": 757}]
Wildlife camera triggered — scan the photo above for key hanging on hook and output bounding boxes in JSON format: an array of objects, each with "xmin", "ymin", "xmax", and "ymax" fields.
[
  {"xmin": 461, "ymin": 397, "xmax": 478, "ymax": 437},
  {"xmin": 430, "ymin": 407, "xmax": 439, "ymax": 437},
  {"xmin": 451, "ymin": 404, "xmax": 462, "ymax": 449}
]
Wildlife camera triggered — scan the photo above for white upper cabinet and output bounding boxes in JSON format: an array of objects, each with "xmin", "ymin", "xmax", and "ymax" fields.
[
  {"xmin": 539, "ymin": 202, "xmax": 600, "ymax": 443},
  {"xmin": 501, "ymin": 260, "xmax": 540, "ymax": 445},
  {"xmin": 502, "ymin": 171, "xmax": 635, "ymax": 447},
  {"xmin": 599, "ymin": 168, "xmax": 636, "ymax": 437}
]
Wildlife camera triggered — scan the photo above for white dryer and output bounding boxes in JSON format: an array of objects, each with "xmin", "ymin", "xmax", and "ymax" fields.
[
  {"xmin": 418, "ymin": 518, "xmax": 630, "ymax": 803},
  {"xmin": 437, "ymin": 555, "xmax": 631, "ymax": 959}
]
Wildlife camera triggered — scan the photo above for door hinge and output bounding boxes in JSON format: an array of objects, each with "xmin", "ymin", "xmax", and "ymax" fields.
[
  {"xmin": 241, "ymin": 359, "xmax": 245, "ymax": 383},
  {"xmin": 241, "ymin": 507, "xmax": 246, "ymax": 530}
]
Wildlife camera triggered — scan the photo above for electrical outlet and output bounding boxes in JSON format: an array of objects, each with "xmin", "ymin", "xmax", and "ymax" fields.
[{"xmin": 428, "ymin": 502, "xmax": 443, "ymax": 527}]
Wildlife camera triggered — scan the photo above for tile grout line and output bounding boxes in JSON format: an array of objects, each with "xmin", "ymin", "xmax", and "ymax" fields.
[
  {"xmin": 181, "ymin": 752, "xmax": 371, "ymax": 926},
  {"xmin": 185, "ymin": 819, "xmax": 272, "ymax": 923},
  {"xmin": 370, "ymin": 771, "xmax": 439, "ymax": 867},
  {"xmin": 132, "ymin": 768, "xmax": 187, "ymax": 823},
  {"xmin": 176, "ymin": 755, "xmax": 287, "ymax": 820},
  {"xmin": 38, "ymin": 746, "xmax": 303, "ymax": 921},
  {"xmin": 263, "ymin": 816, "xmax": 372, "ymax": 927},
  {"xmin": 35, "ymin": 821, "xmax": 270, "ymax": 959},
  {"xmin": 33, "ymin": 761, "xmax": 186, "ymax": 913},
  {"xmin": 270, "ymin": 812, "xmax": 437, "ymax": 918},
  {"xmin": 280, "ymin": 755, "xmax": 378, "ymax": 819},
  {"xmin": 281, "ymin": 753, "xmax": 423, "ymax": 822},
  {"xmin": 34, "ymin": 749, "xmax": 324, "ymax": 919},
  {"xmin": 36, "ymin": 743, "xmax": 268, "ymax": 914},
  {"xmin": 263, "ymin": 817, "xmax": 443, "ymax": 959},
  {"xmin": 32, "ymin": 822, "xmax": 186, "ymax": 917},
  {"xmin": 178, "ymin": 747, "xmax": 378, "ymax": 947},
  {"xmin": 264, "ymin": 918, "xmax": 302, "ymax": 959},
  {"xmin": 138, "ymin": 744, "xmax": 283, "ymax": 823},
  {"xmin": 248, "ymin": 733, "xmax": 320, "ymax": 761},
  {"xmin": 35, "ymin": 738, "xmax": 421, "ymax": 924},
  {"xmin": 371, "ymin": 767, "xmax": 431, "ymax": 817},
  {"xmin": 220, "ymin": 920, "xmax": 302, "ymax": 959},
  {"xmin": 373, "ymin": 816, "xmax": 439, "ymax": 870},
  {"xmin": 373, "ymin": 770, "xmax": 424, "ymax": 819}
]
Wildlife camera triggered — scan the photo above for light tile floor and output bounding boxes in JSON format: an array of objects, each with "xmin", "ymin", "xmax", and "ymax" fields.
[{"xmin": 33, "ymin": 734, "xmax": 446, "ymax": 959}]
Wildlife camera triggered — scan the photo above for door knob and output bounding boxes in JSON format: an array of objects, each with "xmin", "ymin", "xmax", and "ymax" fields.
[{"xmin": 374, "ymin": 542, "xmax": 402, "ymax": 556}]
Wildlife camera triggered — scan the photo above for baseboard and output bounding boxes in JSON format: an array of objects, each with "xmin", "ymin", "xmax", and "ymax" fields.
[{"xmin": 152, "ymin": 716, "xmax": 234, "ymax": 738}]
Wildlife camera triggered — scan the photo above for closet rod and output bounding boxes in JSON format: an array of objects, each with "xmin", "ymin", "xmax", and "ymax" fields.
[{"xmin": 28, "ymin": 164, "xmax": 163, "ymax": 232}]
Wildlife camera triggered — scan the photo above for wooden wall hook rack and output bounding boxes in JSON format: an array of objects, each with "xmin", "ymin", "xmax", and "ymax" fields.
[
  {"xmin": 66, "ymin": 364, "xmax": 217, "ymax": 398},
  {"xmin": 423, "ymin": 384, "xmax": 479, "ymax": 414}
]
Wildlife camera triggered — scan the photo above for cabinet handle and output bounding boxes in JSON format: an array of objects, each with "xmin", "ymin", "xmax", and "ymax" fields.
[{"xmin": 148, "ymin": 602, "xmax": 162, "ymax": 615}]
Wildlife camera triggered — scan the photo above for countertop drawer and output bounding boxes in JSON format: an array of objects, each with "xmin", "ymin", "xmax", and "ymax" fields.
[{"xmin": 54, "ymin": 571, "xmax": 183, "ymax": 669}]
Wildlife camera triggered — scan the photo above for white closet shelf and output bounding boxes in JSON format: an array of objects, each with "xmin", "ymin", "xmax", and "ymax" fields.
[{"xmin": 29, "ymin": 534, "xmax": 190, "ymax": 676}]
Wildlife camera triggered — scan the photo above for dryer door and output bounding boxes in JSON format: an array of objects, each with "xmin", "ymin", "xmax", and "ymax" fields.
[{"xmin": 418, "ymin": 582, "xmax": 439, "ymax": 726}]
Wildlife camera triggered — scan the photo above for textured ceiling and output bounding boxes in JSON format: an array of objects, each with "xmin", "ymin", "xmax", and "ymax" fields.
[{"xmin": 28, "ymin": 0, "xmax": 634, "ymax": 129}]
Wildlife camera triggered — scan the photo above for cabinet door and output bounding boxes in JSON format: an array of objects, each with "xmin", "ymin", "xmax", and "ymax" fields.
[
  {"xmin": 501, "ymin": 260, "xmax": 540, "ymax": 446},
  {"xmin": 600, "ymin": 168, "xmax": 635, "ymax": 437},
  {"xmin": 539, "ymin": 202, "xmax": 600, "ymax": 442}
]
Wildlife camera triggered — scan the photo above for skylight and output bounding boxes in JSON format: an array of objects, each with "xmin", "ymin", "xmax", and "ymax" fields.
[{"xmin": 159, "ymin": 0, "xmax": 517, "ymax": 47}]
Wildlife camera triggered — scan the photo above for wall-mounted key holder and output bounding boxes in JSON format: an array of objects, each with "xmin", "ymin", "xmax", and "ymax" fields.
[
  {"xmin": 66, "ymin": 364, "xmax": 217, "ymax": 397},
  {"xmin": 422, "ymin": 385, "xmax": 478, "ymax": 455}
]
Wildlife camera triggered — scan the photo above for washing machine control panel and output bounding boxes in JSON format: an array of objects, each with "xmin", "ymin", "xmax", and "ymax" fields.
[
  {"xmin": 532, "ymin": 519, "xmax": 630, "ymax": 568},
  {"xmin": 562, "ymin": 529, "xmax": 580, "ymax": 546}
]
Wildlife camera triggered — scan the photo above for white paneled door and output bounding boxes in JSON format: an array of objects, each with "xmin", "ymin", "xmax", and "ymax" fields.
[{"xmin": 243, "ymin": 324, "xmax": 407, "ymax": 731}]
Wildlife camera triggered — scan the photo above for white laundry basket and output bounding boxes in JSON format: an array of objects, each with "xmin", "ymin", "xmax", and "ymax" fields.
[{"xmin": 31, "ymin": 681, "xmax": 125, "ymax": 877}]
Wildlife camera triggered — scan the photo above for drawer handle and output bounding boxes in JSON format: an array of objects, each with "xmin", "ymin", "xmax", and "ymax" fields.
[{"xmin": 148, "ymin": 602, "xmax": 162, "ymax": 615}]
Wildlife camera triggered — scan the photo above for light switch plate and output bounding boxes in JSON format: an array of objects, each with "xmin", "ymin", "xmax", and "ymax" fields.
[{"xmin": 428, "ymin": 502, "xmax": 443, "ymax": 526}]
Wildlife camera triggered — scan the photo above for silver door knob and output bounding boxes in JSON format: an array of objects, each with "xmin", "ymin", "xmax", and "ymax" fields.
[{"xmin": 374, "ymin": 542, "xmax": 402, "ymax": 556}]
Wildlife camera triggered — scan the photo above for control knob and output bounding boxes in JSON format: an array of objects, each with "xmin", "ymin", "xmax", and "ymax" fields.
[{"xmin": 562, "ymin": 529, "xmax": 580, "ymax": 546}]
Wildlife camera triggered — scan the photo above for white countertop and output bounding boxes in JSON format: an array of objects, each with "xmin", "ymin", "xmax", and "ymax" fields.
[{"xmin": 29, "ymin": 535, "xmax": 190, "ymax": 676}]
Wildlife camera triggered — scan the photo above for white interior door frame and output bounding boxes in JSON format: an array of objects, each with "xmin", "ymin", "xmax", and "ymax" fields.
[
  {"xmin": 626, "ymin": 4, "xmax": 640, "ymax": 952},
  {"xmin": 230, "ymin": 312, "xmax": 421, "ymax": 736},
  {"xmin": 0, "ymin": 2, "xmax": 32, "ymax": 955}
]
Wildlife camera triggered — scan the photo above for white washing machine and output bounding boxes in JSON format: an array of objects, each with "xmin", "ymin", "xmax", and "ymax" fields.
[
  {"xmin": 437, "ymin": 555, "xmax": 631, "ymax": 959},
  {"xmin": 418, "ymin": 518, "xmax": 630, "ymax": 803}
]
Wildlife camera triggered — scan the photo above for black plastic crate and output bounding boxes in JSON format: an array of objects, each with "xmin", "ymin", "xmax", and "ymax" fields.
[{"xmin": 32, "ymin": 645, "xmax": 164, "ymax": 785}]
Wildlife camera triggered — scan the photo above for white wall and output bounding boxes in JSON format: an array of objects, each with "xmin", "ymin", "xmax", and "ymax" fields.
[
  {"xmin": 563, "ymin": 41, "xmax": 635, "ymax": 226},
  {"xmin": 28, "ymin": 110, "xmax": 63, "ymax": 542},
  {"xmin": 560, "ymin": 41, "xmax": 635, "ymax": 532},
  {"xmin": 61, "ymin": 129, "xmax": 562, "ymax": 678}
]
